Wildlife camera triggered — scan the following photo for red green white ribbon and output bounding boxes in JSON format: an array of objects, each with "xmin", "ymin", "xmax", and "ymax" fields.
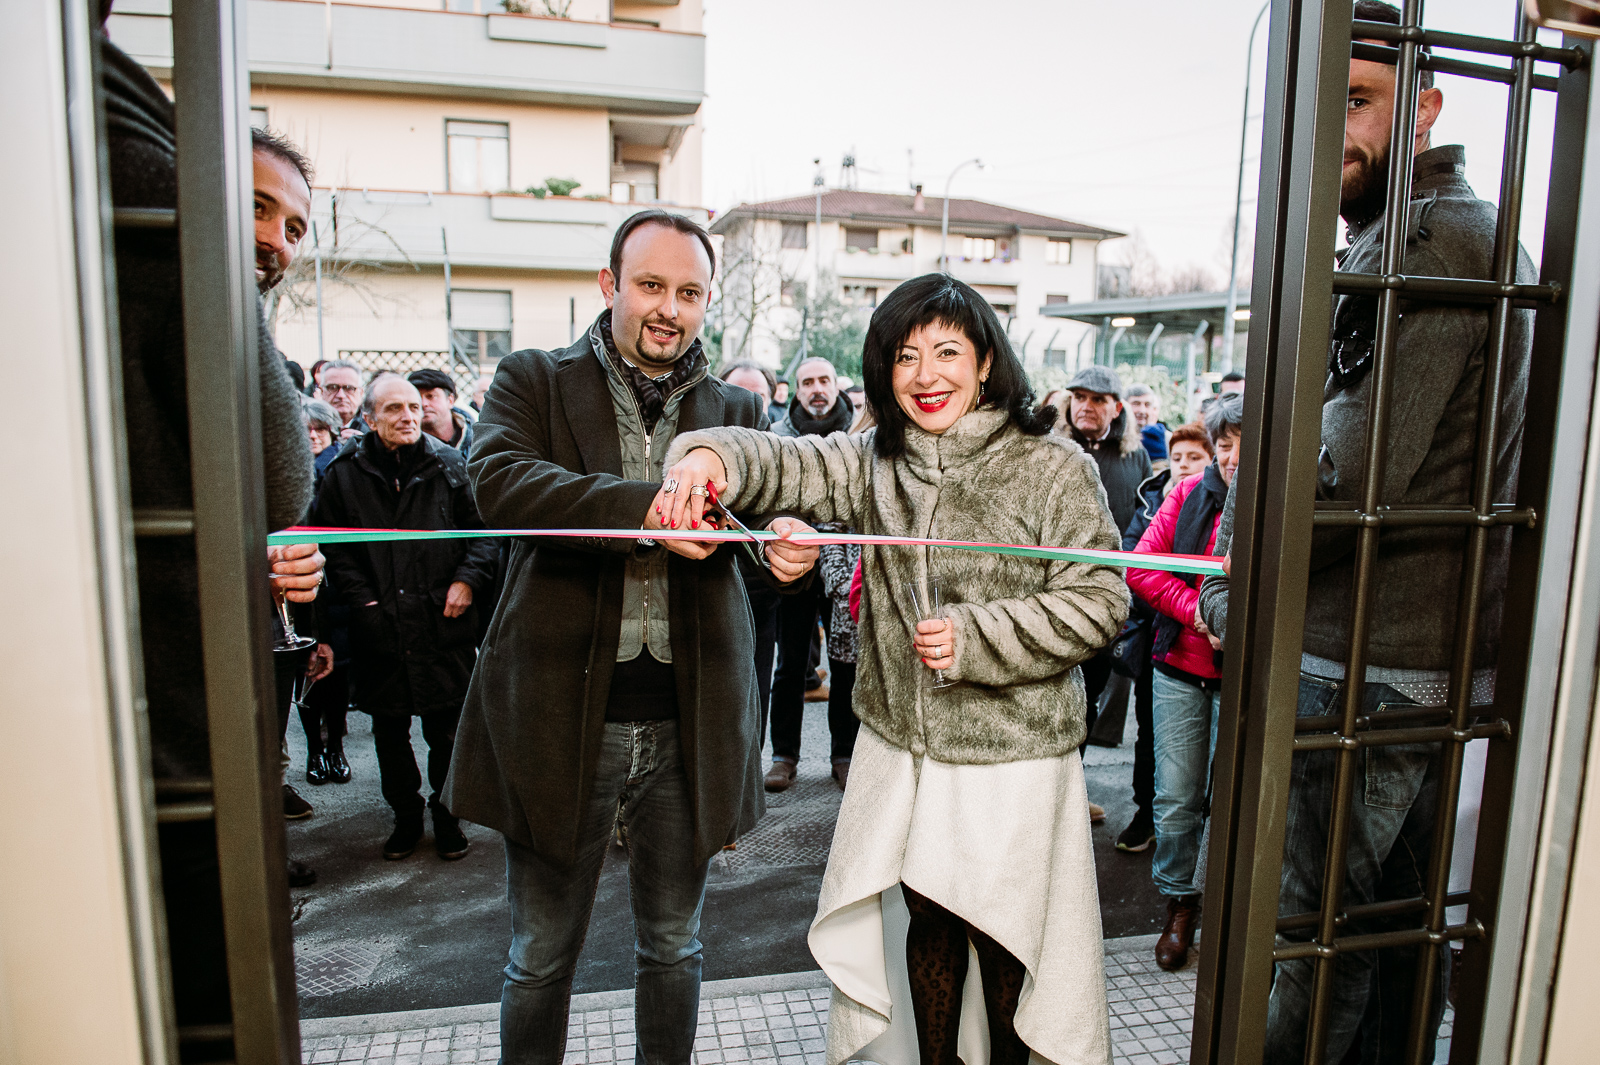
[{"xmin": 268, "ymin": 526, "xmax": 1224, "ymax": 577}]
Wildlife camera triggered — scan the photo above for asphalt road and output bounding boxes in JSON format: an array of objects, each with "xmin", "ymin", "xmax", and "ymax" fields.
[{"xmin": 287, "ymin": 694, "xmax": 1165, "ymax": 1020}]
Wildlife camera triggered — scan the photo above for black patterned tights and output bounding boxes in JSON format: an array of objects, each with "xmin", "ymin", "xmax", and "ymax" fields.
[{"xmin": 902, "ymin": 884, "xmax": 1029, "ymax": 1065}]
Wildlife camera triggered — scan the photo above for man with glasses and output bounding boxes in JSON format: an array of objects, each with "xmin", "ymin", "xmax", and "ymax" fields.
[
  {"xmin": 445, "ymin": 210, "xmax": 818, "ymax": 1064},
  {"xmin": 319, "ymin": 359, "xmax": 368, "ymax": 440}
]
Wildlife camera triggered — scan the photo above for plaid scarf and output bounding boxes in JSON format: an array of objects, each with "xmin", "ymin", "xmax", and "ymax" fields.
[{"xmin": 598, "ymin": 313, "xmax": 704, "ymax": 433}]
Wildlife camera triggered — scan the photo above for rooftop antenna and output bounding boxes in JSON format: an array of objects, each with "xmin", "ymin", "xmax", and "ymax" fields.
[{"xmin": 840, "ymin": 149, "xmax": 858, "ymax": 190}]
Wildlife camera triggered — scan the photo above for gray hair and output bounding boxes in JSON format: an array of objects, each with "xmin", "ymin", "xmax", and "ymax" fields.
[
  {"xmin": 1124, "ymin": 383, "xmax": 1153, "ymax": 400},
  {"xmin": 321, "ymin": 358, "xmax": 364, "ymax": 379},
  {"xmin": 301, "ymin": 397, "xmax": 340, "ymax": 434},
  {"xmin": 1204, "ymin": 391, "xmax": 1244, "ymax": 443},
  {"xmin": 361, "ymin": 370, "xmax": 412, "ymax": 418}
]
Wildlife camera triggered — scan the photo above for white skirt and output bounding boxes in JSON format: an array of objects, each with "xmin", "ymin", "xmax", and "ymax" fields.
[{"xmin": 808, "ymin": 726, "xmax": 1112, "ymax": 1065}]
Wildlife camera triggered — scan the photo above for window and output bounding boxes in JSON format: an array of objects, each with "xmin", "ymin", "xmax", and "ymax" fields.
[
  {"xmin": 962, "ymin": 236, "xmax": 997, "ymax": 262},
  {"xmin": 1045, "ymin": 238, "xmax": 1073, "ymax": 265},
  {"xmin": 841, "ymin": 285, "xmax": 878, "ymax": 308},
  {"xmin": 446, "ymin": 120, "xmax": 510, "ymax": 194},
  {"xmin": 989, "ymin": 303, "xmax": 1014, "ymax": 316},
  {"xmin": 610, "ymin": 161, "xmax": 659, "ymax": 204},
  {"xmin": 450, "ymin": 289, "xmax": 513, "ymax": 372},
  {"xmin": 844, "ymin": 227, "xmax": 878, "ymax": 252},
  {"xmin": 781, "ymin": 222, "xmax": 808, "ymax": 249},
  {"xmin": 1046, "ymin": 293, "xmax": 1071, "ymax": 305},
  {"xmin": 250, "ymin": 105, "xmax": 269, "ymax": 129}
]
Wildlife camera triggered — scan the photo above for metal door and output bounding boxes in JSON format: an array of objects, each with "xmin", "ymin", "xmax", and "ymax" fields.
[{"xmin": 1192, "ymin": 3, "xmax": 1595, "ymax": 1064}]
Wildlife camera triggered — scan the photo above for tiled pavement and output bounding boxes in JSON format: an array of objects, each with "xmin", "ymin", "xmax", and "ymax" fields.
[
  {"xmin": 299, "ymin": 932, "xmax": 1456, "ymax": 1064},
  {"xmin": 300, "ymin": 936, "xmax": 1208, "ymax": 1065}
]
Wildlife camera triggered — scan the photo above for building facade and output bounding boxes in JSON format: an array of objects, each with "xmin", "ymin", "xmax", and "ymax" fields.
[
  {"xmin": 107, "ymin": 0, "xmax": 709, "ymax": 387},
  {"xmin": 709, "ymin": 188, "xmax": 1122, "ymax": 372}
]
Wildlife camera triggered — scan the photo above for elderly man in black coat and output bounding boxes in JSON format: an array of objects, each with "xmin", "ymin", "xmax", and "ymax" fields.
[
  {"xmin": 314, "ymin": 374, "xmax": 498, "ymax": 861},
  {"xmin": 444, "ymin": 210, "xmax": 818, "ymax": 1065}
]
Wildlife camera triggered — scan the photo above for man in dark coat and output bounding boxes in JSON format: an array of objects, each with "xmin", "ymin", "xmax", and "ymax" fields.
[
  {"xmin": 444, "ymin": 210, "xmax": 817, "ymax": 1065},
  {"xmin": 1064, "ymin": 364, "xmax": 1153, "ymax": 820},
  {"xmin": 766, "ymin": 356, "xmax": 858, "ymax": 791},
  {"xmin": 314, "ymin": 374, "xmax": 498, "ymax": 860}
]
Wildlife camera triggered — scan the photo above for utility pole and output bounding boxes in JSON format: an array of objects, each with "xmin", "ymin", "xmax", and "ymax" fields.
[
  {"xmin": 1223, "ymin": 0, "xmax": 1270, "ymax": 374},
  {"xmin": 812, "ymin": 158, "xmax": 823, "ymax": 311},
  {"xmin": 940, "ymin": 158, "xmax": 983, "ymax": 274}
]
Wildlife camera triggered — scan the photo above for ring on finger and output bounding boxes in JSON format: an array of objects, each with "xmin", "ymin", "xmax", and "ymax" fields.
[
  {"xmin": 663, "ymin": 477, "xmax": 680, "ymax": 494},
  {"xmin": 689, "ymin": 484, "xmax": 710, "ymax": 498}
]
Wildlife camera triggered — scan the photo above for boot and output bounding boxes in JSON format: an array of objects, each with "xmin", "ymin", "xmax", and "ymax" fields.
[
  {"xmin": 432, "ymin": 805, "xmax": 470, "ymax": 861},
  {"xmin": 383, "ymin": 810, "xmax": 425, "ymax": 860},
  {"xmin": 764, "ymin": 757, "xmax": 797, "ymax": 793},
  {"xmin": 1155, "ymin": 894, "xmax": 1201, "ymax": 971}
]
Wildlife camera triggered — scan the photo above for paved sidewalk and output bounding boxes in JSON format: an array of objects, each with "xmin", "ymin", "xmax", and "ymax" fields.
[{"xmin": 299, "ymin": 935, "xmax": 1204, "ymax": 1065}]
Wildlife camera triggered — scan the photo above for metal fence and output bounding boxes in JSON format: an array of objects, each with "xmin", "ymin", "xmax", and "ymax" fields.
[{"xmin": 336, "ymin": 348, "xmax": 477, "ymax": 398}]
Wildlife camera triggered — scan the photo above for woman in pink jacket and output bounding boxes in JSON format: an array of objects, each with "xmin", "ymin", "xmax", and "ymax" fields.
[{"xmin": 1125, "ymin": 393, "xmax": 1241, "ymax": 973}]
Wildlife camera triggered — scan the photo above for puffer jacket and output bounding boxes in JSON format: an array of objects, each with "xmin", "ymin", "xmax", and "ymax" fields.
[
  {"xmin": 667, "ymin": 407, "xmax": 1129, "ymax": 764},
  {"xmin": 1127, "ymin": 469, "xmax": 1224, "ymax": 680}
]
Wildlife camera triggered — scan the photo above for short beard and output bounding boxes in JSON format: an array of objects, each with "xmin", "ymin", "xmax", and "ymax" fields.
[
  {"xmin": 257, "ymin": 255, "xmax": 285, "ymax": 295},
  {"xmin": 628, "ymin": 322, "xmax": 686, "ymax": 370},
  {"xmin": 1341, "ymin": 143, "xmax": 1390, "ymax": 225}
]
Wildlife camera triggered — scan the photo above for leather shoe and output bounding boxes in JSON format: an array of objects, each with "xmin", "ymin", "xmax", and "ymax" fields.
[
  {"xmin": 325, "ymin": 744, "xmax": 352, "ymax": 784},
  {"xmin": 764, "ymin": 758, "xmax": 797, "ymax": 792},
  {"xmin": 383, "ymin": 816, "xmax": 424, "ymax": 860},
  {"xmin": 305, "ymin": 752, "xmax": 330, "ymax": 786},
  {"xmin": 1155, "ymin": 895, "xmax": 1201, "ymax": 971},
  {"xmin": 283, "ymin": 784, "xmax": 313, "ymax": 820},
  {"xmin": 287, "ymin": 859, "xmax": 317, "ymax": 887},
  {"xmin": 805, "ymin": 685, "xmax": 830, "ymax": 702},
  {"xmin": 831, "ymin": 759, "xmax": 850, "ymax": 790}
]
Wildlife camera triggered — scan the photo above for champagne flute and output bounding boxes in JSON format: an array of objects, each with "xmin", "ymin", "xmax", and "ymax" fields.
[
  {"xmin": 905, "ymin": 574, "xmax": 956, "ymax": 689},
  {"xmin": 272, "ymin": 578, "xmax": 317, "ymax": 654}
]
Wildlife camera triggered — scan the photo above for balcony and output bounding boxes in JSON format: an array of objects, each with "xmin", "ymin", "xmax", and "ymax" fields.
[
  {"xmin": 108, "ymin": 0, "xmax": 705, "ymax": 116},
  {"xmin": 309, "ymin": 189, "xmax": 709, "ymax": 272}
]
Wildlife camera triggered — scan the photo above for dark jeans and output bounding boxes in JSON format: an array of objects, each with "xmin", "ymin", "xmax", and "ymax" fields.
[
  {"xmin": 370, "ymin": 707, "xmax": 461, "ymax": 821},
  {"xmin": 823, "ymin": 658, "xmax": 861, "ymax": 762},
  {"xmin": 501, "ymin": 721, "xmax": 710, "ymax": 1065},
  {"xmin": 771, "ymin": 585, "xmax": 858, "ymax": 762},
  {"xmin": 1263, "ymin": 675, "xmax": 1449, "ymax": 1065},
  {"xmin": 299, "ymin": 659, "xmax": 350, "ymax": 755},
  {"xmin": 1133, "ymin": 663, "xmax": 1154, "ymax": 812},
  {"xmin": 1079, "ymin": 651, "xmax": 1113, "ymax": 752},
  {"xmin": 746, "ymin": 580, "xmax": 781, "ymax": 726}
]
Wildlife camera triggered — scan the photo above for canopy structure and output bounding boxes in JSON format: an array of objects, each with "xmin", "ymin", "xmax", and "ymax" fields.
[{"xmin": 1040, "ymin": 290, "xmax": 1251, "ymax": 370}]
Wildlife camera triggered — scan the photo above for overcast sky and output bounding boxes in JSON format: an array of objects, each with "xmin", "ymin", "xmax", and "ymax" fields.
[{"xmin": 700, "ymin": 0, "xmax": 1565, "ymax": 280}]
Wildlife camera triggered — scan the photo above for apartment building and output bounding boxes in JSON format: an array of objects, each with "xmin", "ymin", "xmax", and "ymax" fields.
[
  {"xmin": 710, "ymin": 188, "xmax": 1123, "ymax": 371},
  {"xmin": 106, "ymin": 0, "xmax": 709, "ymax": 387}
]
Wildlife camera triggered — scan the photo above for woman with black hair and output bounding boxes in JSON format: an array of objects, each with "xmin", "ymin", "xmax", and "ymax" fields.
[{"xmin": 657, "ymin": 274, "xmax": 1125, "ymax": 1065}]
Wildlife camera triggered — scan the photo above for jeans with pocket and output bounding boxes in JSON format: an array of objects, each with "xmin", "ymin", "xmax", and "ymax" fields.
[
  {"xmin": 1262, "ymin": 675, "xmax": 1448, "ymax": 1065},
  {"xmin": 500, "ymin": 720, "xmax": 710, "ymax": 1065},
  {"xmin": 1150, "ymin": 668, "xmax": 1221, "ymax": 898}
]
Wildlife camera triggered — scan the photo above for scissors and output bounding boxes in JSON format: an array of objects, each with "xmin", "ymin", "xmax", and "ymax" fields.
[{"xmin": 705, "ymin": 482, "xmax": 771, "ymax": 570}]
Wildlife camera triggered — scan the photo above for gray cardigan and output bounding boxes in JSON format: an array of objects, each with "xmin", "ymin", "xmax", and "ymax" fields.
[{"xmin": 667, "ymin": 408, "xmax": 1129, "ymax": 764}]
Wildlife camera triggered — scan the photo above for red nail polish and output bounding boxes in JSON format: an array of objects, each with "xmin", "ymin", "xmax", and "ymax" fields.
[
  {"xmin": 691, "ymin": 519, "xmax": 699, "ymax": 529},
  {"xmin": 672, "ymin": 519, "xmax": 678, "ymax": 529}
]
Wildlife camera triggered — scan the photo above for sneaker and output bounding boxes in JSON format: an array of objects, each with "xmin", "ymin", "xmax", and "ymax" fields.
[
  {"xmin": 1088, "ymin": 801, "xmax": 1106, "ymax": 824},
  {"xmin": 1116, "ymin": 808, "xmax": 1156, "ymax": 853},
  {"xmin": 383, "ymin": 815, "xmax": 424, "ymax": 860},
  {"xmin": 283, "ymin": 784, "xmax": 313, "ymax": 820}
]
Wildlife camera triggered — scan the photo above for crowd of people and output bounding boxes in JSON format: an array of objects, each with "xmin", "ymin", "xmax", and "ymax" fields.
[{"xmin": 106, "ymin": 0, "xmax": 1525, "ymax": 1061}]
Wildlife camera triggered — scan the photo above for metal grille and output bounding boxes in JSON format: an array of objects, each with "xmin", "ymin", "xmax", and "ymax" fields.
[
  {"xmin": 1195, "ymin": 4, "xmax": 1592, "ymax": 1065},
  {"xmin": 337, "ymin": 348, "xmax": 476, "ymax": 397}
]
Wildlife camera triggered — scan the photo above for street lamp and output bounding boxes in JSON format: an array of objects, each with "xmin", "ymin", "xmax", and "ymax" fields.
[
  {"xmin": 940, "ymin": 157, "xmax": 983, "ymax": 273},
  {"xmin": 1222, "ymin": 0, "xmax": 1270, "ymax": 375}
]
